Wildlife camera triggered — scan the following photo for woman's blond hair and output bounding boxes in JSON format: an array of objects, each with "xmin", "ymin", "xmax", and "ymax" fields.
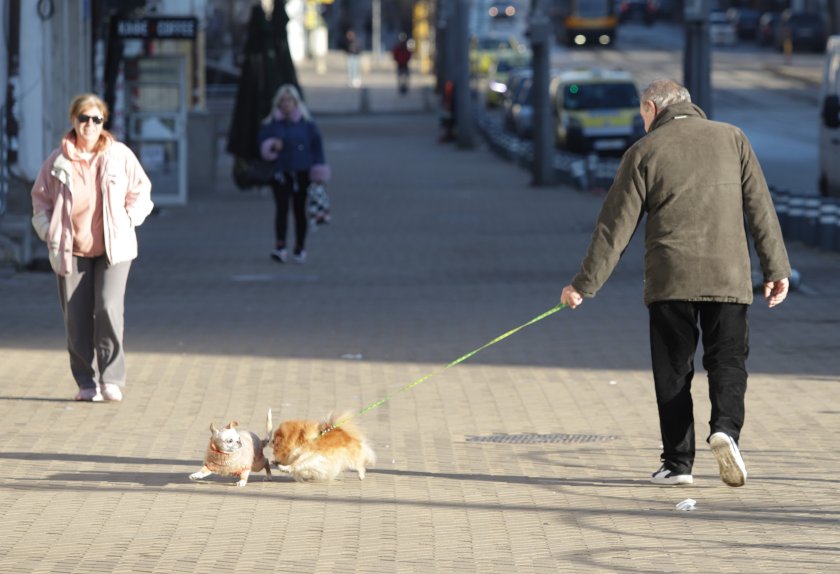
[
  {"xmin": 263, "ymin": 84, "xmax": 311, "ymax": 123},
  {"xmin": 67, "ymin": 93, "xmax": 113, "ymax": 152}
]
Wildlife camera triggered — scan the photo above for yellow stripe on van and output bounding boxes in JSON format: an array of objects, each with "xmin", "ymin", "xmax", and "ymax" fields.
[
  {"xmin": 571, "ymin": 109, "xmax": 637, "ymax": 129},
  {"xmin": 564, "ymin": 16, "xmax": 618, "ymax": 30}
]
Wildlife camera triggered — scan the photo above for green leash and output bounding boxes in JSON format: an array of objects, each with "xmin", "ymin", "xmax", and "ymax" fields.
[{"xmin": 319, "ymin": 303, "xmax": 567, "ymax": 437}]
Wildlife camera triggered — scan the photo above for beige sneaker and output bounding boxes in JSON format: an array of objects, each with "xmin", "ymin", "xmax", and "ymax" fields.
[{"xmin": 710, "ymin": 432, "xmax": 747, "ymax": 487}]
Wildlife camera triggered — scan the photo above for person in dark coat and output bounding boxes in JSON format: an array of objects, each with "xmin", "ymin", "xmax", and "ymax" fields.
[
  {"xmin": 560, "ymin": 79, "xmax": 791, "ymax": 488},
  {"xmin": 227, "ymin": 4, "xmax": 302, "ymax": 190}
]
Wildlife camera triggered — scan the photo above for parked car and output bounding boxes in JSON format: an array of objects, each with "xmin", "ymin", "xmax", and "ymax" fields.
[
  {"xmin": 470, "ymin": 35, "xmax": 525, "ymax": 76},
  {"xmin": 653, "ymin": 0, "xmax": 677, "ymax": 21},
  {"xmin": 507, "ymin": 77, "xmax": 534, "ymax": 138},
  {"xmin": 727, "ymin": 8, "xmax": 760, "ymax": 40},
  {"xmin": 776, "ymin": 11, "xmax": 827, "ymax": 53},
  {"xmin": 486, "ymin": 52, "xmax": 530, "ymax": 107},
  {"xmin": 709, "ymin": 10, "xmax": 737, "ymax": 46},
  {"xmin": 502, "ymin": 69, "xmax": 532, "ymax": 131},
  {"xmin": 756, "ymin": 12, "xmax": 780, "ymax": 47},
  {"xmin": 550, "ymin": 68, "xmax": 644, "ymax": 154},
  {"xmin": 618, "ymin": 0, "xmax": 657, "ymax": 25}
]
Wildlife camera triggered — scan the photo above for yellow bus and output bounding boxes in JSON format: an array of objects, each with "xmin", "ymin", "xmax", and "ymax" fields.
[{"xmin": 562, "ymin": 0, "xmax": 618, "ymax": 47}]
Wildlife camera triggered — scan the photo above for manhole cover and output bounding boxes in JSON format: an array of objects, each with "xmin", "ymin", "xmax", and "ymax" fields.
[{"xmin": 465, "ymin": 433, "xmax": 618, "ymax": 445}]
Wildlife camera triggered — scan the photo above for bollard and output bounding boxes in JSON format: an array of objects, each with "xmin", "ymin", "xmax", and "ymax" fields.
[
  {"xmin": 570, "ymin": 159, "xmax": 587, "ymax": 190},
  {"xmin": 421, "ymin": 86, "xmax": 434, "ymax": 112},
  {"xmin": 772, "ymin": 189, "xmax": 789, "ymax": 234},
  {"xmin": 802, "ymin": 197, "xmax": 821, "ymax": 246},
  {"xmin": 585, "ymin": 154, "xmax": 599, "ymax": 190},
  {"xmin": 786, "ymin": 195, "xmax": 805, "ymax": 242},
  {"xmin": 818, "ymin": 200, "xmax": 837, "ymax": 251},
  {"xmin": 835, "ymin": 204, "xmax": 840, "ymax": 252},
  {"xmin": 359, "ymin": 87, "xmax": 370, "ymax": 113}
]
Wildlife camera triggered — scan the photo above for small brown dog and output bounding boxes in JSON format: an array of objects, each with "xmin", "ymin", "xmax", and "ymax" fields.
[
  {"xmin": 269, "ymin": 410, "xmax": 375, "ymax": 482},
  {"xmin": 189, "ymin": 415, "xmax": 272, "ymax": 487}
]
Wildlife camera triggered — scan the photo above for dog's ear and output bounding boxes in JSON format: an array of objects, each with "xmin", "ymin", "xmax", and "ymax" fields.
[
  {"xmin": 225, "ymin": 421, "xmax": 239, "ymax": 429},
  {"xmin": 210, "ymin": 423, "xmax": 218, "ymax": 434}
]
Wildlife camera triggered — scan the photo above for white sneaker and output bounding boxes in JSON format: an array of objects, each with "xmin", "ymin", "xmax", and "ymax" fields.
[
  {"xmin": 100, "ymin": 383, "xmax": 123, "ymax": 402},
  {"xmin": 710, "ymin": 432, "xmax": 747, "ymax": 487},
  {"xmin": 650, "ymin": 465, "xmax": 694, "ymax": 485},
  {"xmin": 270, "ymin": 248, "xmax": 288, "ymax": 263},
  {"xmin": 293, "ymin": 250, "xmax": 306, "ymax": 264},
  {"xmin": 74, "ymin": 387, "xmax": 103, "ymax": 402}
]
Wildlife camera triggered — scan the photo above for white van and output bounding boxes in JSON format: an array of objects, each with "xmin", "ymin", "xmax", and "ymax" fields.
[{"xmin": 819, "ymin": 35, "xmax": 840, "ymax": 197}]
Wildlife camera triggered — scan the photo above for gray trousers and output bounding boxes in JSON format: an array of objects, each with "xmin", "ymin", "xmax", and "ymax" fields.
[{"xmin": 57, "ymin": 256, "xmax": 131, "ymax": 390}]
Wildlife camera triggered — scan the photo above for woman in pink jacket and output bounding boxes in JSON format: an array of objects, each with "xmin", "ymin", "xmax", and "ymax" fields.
[{"xmin": 31, "ymin": 93, "xmax": 154, "ymax": 402}]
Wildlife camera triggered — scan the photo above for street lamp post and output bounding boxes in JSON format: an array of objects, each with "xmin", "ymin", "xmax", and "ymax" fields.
[
  {"xmin": 372, "ymin": 0, "xmax": 382, "ymax": 61},
  {"xmin": 683, "ymin": 0, "xmax": 712, "ymax": 118},
  {"xmin": 455, "ymin": 0, "xmax": 474, "ymax": 148},
  {"xmin": 529, "ymin": 1, "xmax": 553, "ymax": 186}
]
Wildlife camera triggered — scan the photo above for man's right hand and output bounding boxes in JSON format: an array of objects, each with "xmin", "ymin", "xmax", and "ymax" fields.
[{"xmin": 561, "ymin": 285, "xmax": 584, "ymax": 309}]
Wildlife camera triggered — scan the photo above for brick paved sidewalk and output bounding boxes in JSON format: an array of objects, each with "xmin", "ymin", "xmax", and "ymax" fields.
[{"xmin": 1, "ymin": 54, "xmax": 839, "ymax": 573}]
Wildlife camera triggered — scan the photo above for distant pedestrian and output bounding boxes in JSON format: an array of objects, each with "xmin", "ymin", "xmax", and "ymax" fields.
[
  {"xmin": 258, "ymin": 84, "xmax": 330, "ymax": 264},
  {"xmin": 391, "ymin": 33, "xmax": 413, "ymax": 94},
  {"xmin": 343, "ymin": 30, "xmax": 362, "ymax": 88},
  {"xmin": 30, "ymin": 93, "xmax": 154, "ymax": 402},
  {"xmin": 560, "ymin": 79, "xmax": 790, "ymax": 488}
]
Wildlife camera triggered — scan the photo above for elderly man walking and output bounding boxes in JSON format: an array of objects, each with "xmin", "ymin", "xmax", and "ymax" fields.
[{"xmin": 560, "ymin": 79, "xmax": 790, "ymax": 487}]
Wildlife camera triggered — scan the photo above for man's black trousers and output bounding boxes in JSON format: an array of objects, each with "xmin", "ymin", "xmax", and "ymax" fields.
[{"xmin": 649, "ymin": 301, "xmax": 749, "ymax": 475}]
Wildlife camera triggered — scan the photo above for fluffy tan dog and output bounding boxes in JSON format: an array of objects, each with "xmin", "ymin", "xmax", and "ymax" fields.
[
  {"xmin": 269, "ymin": 410, "xmax": 375, "ymax": 482},
  {"xmin": 189, "ymin": 416, "xmax": 272, "ymax": 487}
]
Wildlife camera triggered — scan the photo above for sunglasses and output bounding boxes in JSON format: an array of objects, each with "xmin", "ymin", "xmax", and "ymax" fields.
[{"xmin": 77, "ymin": 114, "xmax": 104, "ymax": 125}]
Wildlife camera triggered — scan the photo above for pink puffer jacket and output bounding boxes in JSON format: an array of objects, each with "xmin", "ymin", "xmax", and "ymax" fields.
[{"xmin": 31, "ymin": 136, "xmax": 153, "ymax": 276}]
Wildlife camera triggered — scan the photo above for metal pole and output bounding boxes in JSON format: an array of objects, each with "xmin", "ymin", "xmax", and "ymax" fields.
[
  {"xmin": 437, "ymin": 0, "xmax": 454, "ymax": 94},
  {"xmin": 372, "ymin": 0, "xmax": 381, "ymax": 61},
  {"xmin": 529, "ymin": 3, "xmax": 552, "ymax": 186},
  {"xmin": 455, "ymin": 0, "xmax": 474, "ymax": 148},
  {"xmin": 683, "ymin": 0, "xmax": 712, "ymax": 118}
]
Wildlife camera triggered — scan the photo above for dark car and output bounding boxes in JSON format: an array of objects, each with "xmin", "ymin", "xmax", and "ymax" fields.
[
  {"xmin": 618, "ymin": 0, "xmax": 657, "ymax": 26},
  {"xmin": 756, "ymin": 12, "xmax": 780, "ymax": 47},
  {"xmin": 502, "ymin": 69, "xmax": 532, "ymax": 132},
  {"xmin": 727, "ymin": 8, "xmax": 760, "ymax": 40},
  {"xmin": 776, "ymin": 11, "xmax": 827, "ymax": 52}
]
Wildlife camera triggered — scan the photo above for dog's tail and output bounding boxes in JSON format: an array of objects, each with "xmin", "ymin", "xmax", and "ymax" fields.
[
  {"xmin": 320, "ymin": 410, "xmax": 359, "ymax": 438},
  {"xmin": 264, "ymin": 408, "xmax": 273, "ymax": 447}
]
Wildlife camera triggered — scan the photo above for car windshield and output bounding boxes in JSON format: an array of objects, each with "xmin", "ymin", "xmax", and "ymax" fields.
[
  {"xmin": 476, "ymin": 38, "xmax": 512, "ymax": 51},
  {"xmin": 563, "ymin": 82, "xmax": 639, "ymax": 110},
  {"xmin": 578, "ymin": 0, "xmax": 612, "ymax": 18},
  {"xmin": 789, "ymin": 14, "xmax": 821, "ymax": 26}
]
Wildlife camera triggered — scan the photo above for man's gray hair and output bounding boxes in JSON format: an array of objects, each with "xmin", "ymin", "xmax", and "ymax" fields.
[{"xmin": 641, "ymin": 79, "xmax": 691, "ymax": 109}]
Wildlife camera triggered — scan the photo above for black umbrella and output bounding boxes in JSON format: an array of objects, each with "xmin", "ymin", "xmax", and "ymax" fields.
[{"xmin": 227, "ymin": 3, "xmax": 302, "ymax": 189}]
